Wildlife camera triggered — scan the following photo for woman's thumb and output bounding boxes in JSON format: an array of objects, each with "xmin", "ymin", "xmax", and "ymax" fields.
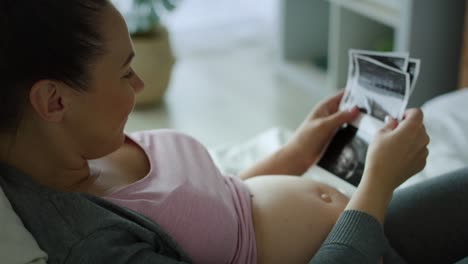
[{"xmin": 381, "ymin": 116, "xmax": 398, "ymax": 132}]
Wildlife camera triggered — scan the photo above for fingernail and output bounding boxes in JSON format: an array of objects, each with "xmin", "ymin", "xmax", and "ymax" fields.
[
  {"xmin": 347, "ymin": 106, "xmax": 358, "ymax": 113},
  {"xmin": 385, "ymin": 116, "xmax": 390, "ymax": 123}
]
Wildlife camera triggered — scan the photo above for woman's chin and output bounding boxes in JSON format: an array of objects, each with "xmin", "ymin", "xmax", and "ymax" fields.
[{"xmin": 105, "ymin": 126, "xmax": 128, "ymax": 156}]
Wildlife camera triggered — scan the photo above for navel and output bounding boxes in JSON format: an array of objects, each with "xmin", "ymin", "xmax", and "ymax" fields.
[{"xmin": 320, "ymin": 193, "xmax": 332, "ymax": 203}]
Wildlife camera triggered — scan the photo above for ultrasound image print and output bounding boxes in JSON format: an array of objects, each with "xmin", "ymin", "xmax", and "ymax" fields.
[
  {"xmin": 364, "ymin": 54, "xmax": 406, "ymax": 71},
  {"xmin": 367, "ymin": 98, "xmax": 388, "ymax": 121},
  {"xmin": 348, "ymin": 50, "xmax": 408, "ymax": 80},
  {"xmin": 407, "ymin": 59, "xmax": 420, "ymax": 95},
  {"xmin": 340, "ymin": 88, "xmax": 389, "ymax": 121},
  {"xmin": 408, "ymin": 61, "xmax": 416, "ymax": 85},
  {"xmin": 342, "ymin": 52, "xmax": 414, "ymax": 121},
  {"xmin": 356, "ymin": 56, "xmax": 407, "ymax": 99},
  {"xmin": 318, "ymin": 125, "xmax": 368, "ymax": 187}
]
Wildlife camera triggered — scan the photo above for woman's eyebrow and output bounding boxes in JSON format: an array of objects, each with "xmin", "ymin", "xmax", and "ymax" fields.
[{"xmin": 121, "ymin": 51, "xmax": 135, "ymax": 68}]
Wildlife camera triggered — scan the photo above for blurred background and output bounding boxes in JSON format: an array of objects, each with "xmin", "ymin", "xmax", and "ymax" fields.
[
  {"xmin": 120, "ymin": 0, "xmax": 468, "ymax": 148},
  {"xmin": 122, "ymin": 0, "xmax": 321, "ymax": 148}
]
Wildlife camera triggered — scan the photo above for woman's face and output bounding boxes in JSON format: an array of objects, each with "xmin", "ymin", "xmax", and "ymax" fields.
[{"xmin": 65, "ymin": 5, "xmax": 144, "ymax": 159}]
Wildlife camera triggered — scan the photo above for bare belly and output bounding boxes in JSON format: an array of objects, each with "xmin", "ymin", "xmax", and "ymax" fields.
[{"xmin": 244, "ymin": 175, "xmax": 350, "ymax": 264}]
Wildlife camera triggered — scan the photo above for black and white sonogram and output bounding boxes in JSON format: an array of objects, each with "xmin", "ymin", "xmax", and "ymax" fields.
[
  {"xmin": 318, "ymin": 124, "xmax": 369, "ymax": 187},
  {"xmin": 356, "ymin": 56, "xmax": 407, "ymax": 98},
  {"xmin": 407, "ymin": 58, "xmax": 420, "ymax": 95},
  {"xmin": 351, "ymin": 49, "xmax": 408, "ymax": 72},
  {"xmin": 354, "ymin": 56, "xmax": 409, "ymax": 120}
]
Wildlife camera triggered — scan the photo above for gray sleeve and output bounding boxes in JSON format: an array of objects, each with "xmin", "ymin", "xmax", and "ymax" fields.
[
  {"xmin": 310, "ymin": 210, "xmax": 390, "ymax": 264},
  {"xmin": 65, "ymin": 227, "xmax": 190, "ymax": 264}
]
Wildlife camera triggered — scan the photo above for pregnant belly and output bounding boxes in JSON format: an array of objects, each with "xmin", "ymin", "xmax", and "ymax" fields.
[{"xmin": 244, "ymin": 175, "xmax": 349, "ymax": 264}]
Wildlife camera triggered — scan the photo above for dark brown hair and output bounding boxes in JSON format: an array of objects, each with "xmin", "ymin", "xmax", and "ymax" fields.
[{"xmin": 0, "ymin": 0, "xmax": 110, "ymax": 133}]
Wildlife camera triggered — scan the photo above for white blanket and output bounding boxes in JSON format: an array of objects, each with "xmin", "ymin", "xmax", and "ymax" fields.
[{"xmin": 210, "ymin": 89, "xmax": 468, "ymax": 191}]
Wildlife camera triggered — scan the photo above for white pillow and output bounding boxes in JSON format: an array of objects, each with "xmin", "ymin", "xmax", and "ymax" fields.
[
  {"xmin": 422, "ymin": 89, "xmax": 468, "ymax": 176},
  {"xmin": 401, "ymin": 89, "xmax": 468, "ymax": 187},
  {"xmin": 0, "ymin": 185, "xmax": 48, "ymax": 264}
]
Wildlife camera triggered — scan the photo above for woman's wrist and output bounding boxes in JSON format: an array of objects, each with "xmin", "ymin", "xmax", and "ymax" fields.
[
  {"xmin": 239, "ymin": 144, "xmax": 312, "ymax": 179},
  {"xmin": 281, "ymin": 143, "xmax": 315, "ymax": 175},
  {"xmin": 346, "ymin": 180, "xmax": 393, "ymax": 224}
]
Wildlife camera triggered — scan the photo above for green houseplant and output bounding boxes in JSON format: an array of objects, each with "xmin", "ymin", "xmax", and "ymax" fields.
[
  {"xmin": 113, "ymin": 0, "xmax": 178, "ymax": 107},
  {"xmin": 115, "ymin": 0, "xmax": 177, "ymax": 36}
]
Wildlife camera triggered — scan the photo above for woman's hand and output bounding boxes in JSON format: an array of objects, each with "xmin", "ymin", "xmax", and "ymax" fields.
[
  {"xmin": 285, "ymin": 91, "xmax": 360, "ymax": 170},
  {"xmin": 347, "ymin": 109, "xmax": 429, "ymax": 224},
  {"xmin": 362, "ymin": 108, "xmax": 430, "ymax": 194},
  {"xmin": 241, "ymin": 91, "xmax": 358, "ymax": 179}
]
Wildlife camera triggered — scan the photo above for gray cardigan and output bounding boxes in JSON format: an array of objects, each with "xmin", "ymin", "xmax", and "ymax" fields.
[{"xmin": 0, "ymin": 162, "xmax": 404, "ymax": 263}]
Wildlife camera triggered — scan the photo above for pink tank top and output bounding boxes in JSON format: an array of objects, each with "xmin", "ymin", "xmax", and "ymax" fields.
[{"xmin": 104, "ymin": 130, "xmax": 257, "ymax": 264}]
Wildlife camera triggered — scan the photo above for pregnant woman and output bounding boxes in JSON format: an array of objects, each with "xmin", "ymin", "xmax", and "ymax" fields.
[{"xmin": 4, "ymin": 1, "xmax": 467, "ymax": 264}]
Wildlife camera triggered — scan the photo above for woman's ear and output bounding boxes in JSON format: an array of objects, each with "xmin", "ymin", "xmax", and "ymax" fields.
[{"xmin": 29, "ymin": 80, "xmax": 66, "ymax": 123}]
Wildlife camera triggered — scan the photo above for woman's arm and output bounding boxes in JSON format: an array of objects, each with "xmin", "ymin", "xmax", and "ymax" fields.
[
  {"xmin": 310, "ymin": 210, "xmax": 390, "ymax": 264},
  {"xmin": 239, "ymin": 143, "xmax": 311, "ymax": 180},
  {"xmin": 311, "ymin": 109, "xmax": 428, "ymax": 263},
  {"xmin": 240, "ymin": 92, "xmax": 359, "ymax": 180}
]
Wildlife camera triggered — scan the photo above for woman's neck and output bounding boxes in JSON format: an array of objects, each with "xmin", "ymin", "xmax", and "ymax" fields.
[{"xmin": 0, "ymin": 127, "xmax": 95, "ymax": 192}]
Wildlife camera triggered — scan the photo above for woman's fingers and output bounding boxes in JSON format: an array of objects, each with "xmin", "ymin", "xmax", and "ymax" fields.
[
  {"xmin": 327, "ymin": 90, "xmax": 345, "ymax": 111},
  {"xmin": 323, "ymin": 106, "xmax": 359, "ymax": 128},
  {"xmin": 363, "ymin": 107, "xmax": 430, "ymax": 191},
  {"xmin": 401, "ymin": 108, "xmax": 424, "ymax": 125},
  {"xmin": 382, "ymin": 116, "xmax": 398, "ymax": 132}
]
